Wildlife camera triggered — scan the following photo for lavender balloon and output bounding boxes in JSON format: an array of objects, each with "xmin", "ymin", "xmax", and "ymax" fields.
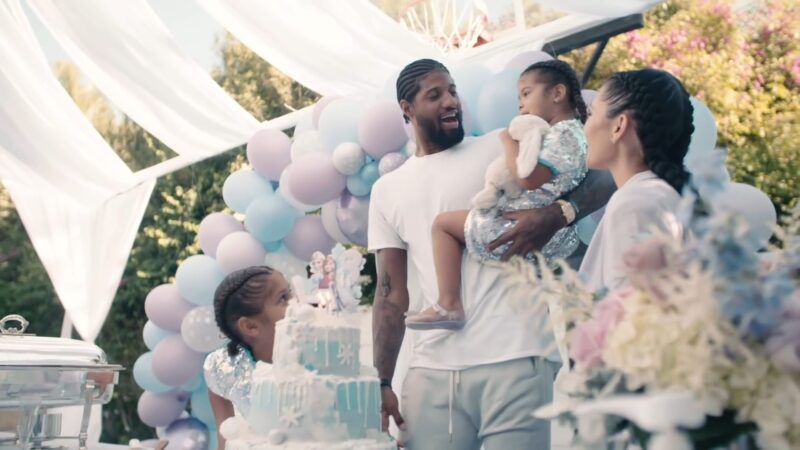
[
  {"xmin": 336, "ymin": 192, "xmax": 370, "ymax": 247},
  {"xmin": 198, "ymin": 213, "xmax": 243, "ymax": 258},
  {"xmin": 137, "ymin": 391, "xmax": 189, "ymax": 427},
  {"xmin": 504, "ymin": 50, "xmax": 553, "ymax": 71},
  {"xmin": 215, "ymin": 231, "xmax": 267, "ymax": 275},
  {"xmin": 247, "ymin": 129, "xmax": 292, "ymax": 181},
  {"xmin": 358, "ymin": 100, "xmax": 408, "ymax": 159},
  {"xmin": 378, "ymin": 152, "xmax": 407, "ymax": 176},
  {"xmin": 278, "ymin": 167, "xmax": 320, "ymax": 212},
  {"xmin": 286, "ymin": 154, "xmax": 347, "ymax": 205},
  {"xmin": 284, "ymin": 215, "xmax": 336, "ymax": 261},
  {"xmin": 152, "ymin": 334, "xmax": 207, "ymax": 386},
  {"xmin": 145, "ymin": 284, "xmax": 196, "ymax": 332},
  {"xmin": 318, "ymin": 96, "xmax": 368, "ymax": 151}
]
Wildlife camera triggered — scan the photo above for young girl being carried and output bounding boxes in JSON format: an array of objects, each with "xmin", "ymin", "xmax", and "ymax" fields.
[{"xmin": 405, "ymin": 59, "xmax": 589, "ymax": 330}]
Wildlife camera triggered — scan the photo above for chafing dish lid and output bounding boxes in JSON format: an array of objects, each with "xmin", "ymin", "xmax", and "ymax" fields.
[{"xmin": 0, "ymin": 314, "xmax": 109, "ymax": 367}]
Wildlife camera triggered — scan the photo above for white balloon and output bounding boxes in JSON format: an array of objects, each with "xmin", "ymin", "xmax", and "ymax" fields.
[
  {"xmin": 264, "ymin": 245, "xmax": 309, "ymax": 280},
  {"xmin": 180, "ymin": 306, "xmax": 225, "ymax": 353},
  {"xmin": 290, "ymin": 130, "xmax": 326, "ymax": 163},
  {"xmin": 332, "ymin": 142, "xmax": 366, "ymax": 175},
  {"xmin": 716, "ymin": 182, "xmax": 777, "ymax": 249}
]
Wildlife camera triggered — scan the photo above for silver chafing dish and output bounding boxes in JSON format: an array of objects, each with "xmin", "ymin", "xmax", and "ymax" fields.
[{"xmin": 0, "ymin": 315, "xmax": 122, "ymax": 449}]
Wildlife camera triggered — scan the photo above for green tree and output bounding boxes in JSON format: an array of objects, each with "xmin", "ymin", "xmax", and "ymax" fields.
[{"xmin": 562, "ymin": 0, "xmax": 799, "ymax": 215}]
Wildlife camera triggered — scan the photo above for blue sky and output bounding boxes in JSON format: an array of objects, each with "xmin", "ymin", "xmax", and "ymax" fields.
[{"xmin": 26, "ymin": 0, "xmax": 224, "ymax": 71}]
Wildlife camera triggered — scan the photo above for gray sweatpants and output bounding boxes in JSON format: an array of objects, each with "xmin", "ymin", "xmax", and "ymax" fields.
[{"xmin": 400, "ymin": 357, "xmax": 559, "ymax": 450}]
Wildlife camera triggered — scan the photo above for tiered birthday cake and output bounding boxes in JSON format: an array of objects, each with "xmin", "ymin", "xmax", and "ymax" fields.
[{"xmin": 224, "ymin": 301, "xmax": 395, "ymax": 450}]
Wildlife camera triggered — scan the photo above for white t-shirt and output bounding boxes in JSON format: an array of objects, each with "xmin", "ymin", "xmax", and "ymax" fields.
[
  {"xmin": 579, "ymin": 170, "xmax": 681, "ymax": 292},
  {"xmin": 368, "ymin": 131, "xmax": 557, "ymax": 370}
]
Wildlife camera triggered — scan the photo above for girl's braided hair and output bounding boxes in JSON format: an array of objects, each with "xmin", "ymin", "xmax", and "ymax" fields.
[
  {"xmin": 213, "ymin": 265, "xmax": 274, "ymax": 356},
  {"xmin": 522, "ymin": 59, "xmax": 588, "ymax": 124}
]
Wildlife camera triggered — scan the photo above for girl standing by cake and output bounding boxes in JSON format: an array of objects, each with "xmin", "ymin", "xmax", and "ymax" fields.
[{"xmin": 203, "ymin": 266, "xmax": 293, "ymax": 449}]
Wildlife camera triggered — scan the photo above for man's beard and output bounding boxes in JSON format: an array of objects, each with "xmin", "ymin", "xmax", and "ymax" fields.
[{"xmin": 418, "ymin": 113, "xmax": 465, "ymax": 150}]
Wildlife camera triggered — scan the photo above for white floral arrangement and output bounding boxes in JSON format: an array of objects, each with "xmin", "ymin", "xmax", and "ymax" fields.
[{"xmin": 504, "ymin": 155, "xmax": 800, "ymax": 449}]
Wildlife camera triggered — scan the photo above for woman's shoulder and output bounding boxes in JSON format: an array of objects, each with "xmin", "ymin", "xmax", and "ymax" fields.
[{"xmin": 606, "ymin": 176, "xmax": 680, "ymax": 217}]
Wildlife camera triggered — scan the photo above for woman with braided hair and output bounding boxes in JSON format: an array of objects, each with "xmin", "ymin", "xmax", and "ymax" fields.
[
  {"xmin": 579, "ymin": 68, "xmax": 694, "ymax": 291},
  {"xmin": 406, "ymin": 59, "xmax": 589, "ymax": 330},
  {"xmin": 203, "ymin": 265, "xmax": 293, "ymax": 448}
]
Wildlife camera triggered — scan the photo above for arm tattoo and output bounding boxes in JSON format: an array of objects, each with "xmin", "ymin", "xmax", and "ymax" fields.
[{"xmin": 377, "ymin": 270, "xmax": 392, "ymax": 298}]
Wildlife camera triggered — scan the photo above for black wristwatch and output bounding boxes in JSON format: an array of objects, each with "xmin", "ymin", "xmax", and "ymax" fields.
[{"xmin": 379, "ymin": 378, "xmax": 392, "ymax": 389}]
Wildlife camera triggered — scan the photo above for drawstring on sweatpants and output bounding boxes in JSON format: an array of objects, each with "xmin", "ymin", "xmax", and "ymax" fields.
[{"xmin": 448, "ymin": 370, "xmax": 461, "ymax": 442}]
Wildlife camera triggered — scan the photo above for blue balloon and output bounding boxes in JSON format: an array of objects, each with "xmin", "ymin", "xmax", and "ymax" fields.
[
  {"xmin": 476, "ymin": 69, "xmax": 520, "ymax": 134},
  {"xmin": 134, "ymin": 352, "xmax": 174, "ymax": 394},
  {"xmin": 176, "ymin": 255, "xmax": 225, "ymax": 306},
  {"xmin": 359, "ymin": 161, "xmax": 380, "ymax": 185},
  {"xmin": 686, "ymin": 97, "xmax": 717, "ymax": 162},
  {"xmin": 245, "ymin": 194, "xmax": 297, "ymax": 243},
  {"xmin": 143, "ymin": 321, "xmax": 173, "ymax": 351},
  {"xmin": 190, "ymin": 388, "xmax": 215, "ymax": 426},
  {"xmin": 222, "ymin": 170, "xmax": 274, "ymax": 214},
  {"xmin": 263, "ymin": 240, "xmax": 283, "ymax": 252},
  {"xmin": 576, "ymin": 216, "xmax": 598, "ymax": 245},
  {"xmin": 318, "ymin": 96, "xmax": 368, "ymax": 151},
  {"xmin": 164, "ymin": 418, "xmax": 210, "ymax": 450},
  {"xmin": 451, "ymin": 64, "xmax": 493, "ymax": 122},
  {"xmin": 346, "ymin": 175, "xmax": 371, "ymax": 197}
]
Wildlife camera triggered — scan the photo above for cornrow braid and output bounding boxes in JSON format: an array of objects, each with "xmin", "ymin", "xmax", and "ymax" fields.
[
  {"xmin": 603, "ymin": 69, "xmax": 694, "ymax": 192},
  {"xmin": 522, "ymin": 59, "xmax": 588, "ymax": 123},
  {"xmin": 212, "ymin": 265, "xmax": 274, "ymax": 356},
  {"xmin": 396, "ymin": 58, "xmax": 450, "ymax": 122}
]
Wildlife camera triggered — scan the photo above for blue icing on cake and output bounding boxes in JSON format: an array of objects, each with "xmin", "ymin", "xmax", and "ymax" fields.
[{"xmin": 237, "ymin": 301, "xmax": 394, "ymax": 450}]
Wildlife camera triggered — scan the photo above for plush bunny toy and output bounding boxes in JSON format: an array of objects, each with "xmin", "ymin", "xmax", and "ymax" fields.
[{"xmin": 471, "ymin": 114, "xmax": 550, "ymax": 210}]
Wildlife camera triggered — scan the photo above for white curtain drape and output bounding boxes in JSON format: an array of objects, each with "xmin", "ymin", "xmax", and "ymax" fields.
[
  {"xmin": 199, "ymin": 0, "xmax": 446, "ymax": 96},
  {"xmin": 3, "ymin": 179, "xmax": 155, "ymax": 342},
  {"xmin": 27, "ymin": 0, "xmax": 260, "ymax": 158},
  {"xmin": 533, "ymin": 0, "xmax": 664, "ymax": 17},
  {"xmin": 0, "ymin": 0, "xmax": 154, "ymax": 341}
]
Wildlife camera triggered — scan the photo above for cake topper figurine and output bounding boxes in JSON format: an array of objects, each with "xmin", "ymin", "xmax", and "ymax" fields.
[{"xmin": 291, "ymin": 244, "xmax": 366, "ymax": 314}]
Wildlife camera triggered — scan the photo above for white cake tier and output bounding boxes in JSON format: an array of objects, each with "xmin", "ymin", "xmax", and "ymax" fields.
[
  {"xmin": 272, "ymin": 302, "xmax": 360, "ymax": 377},
  {"xmin": 248, "ymin": 363, "xmax": 382, "ymax": 443},
  {"xmin": 226, "ymin": 434, "xmax": 395, "ymax": 450}
]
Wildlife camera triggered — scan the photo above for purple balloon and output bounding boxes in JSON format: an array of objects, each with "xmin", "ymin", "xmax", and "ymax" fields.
[
  {"xmin": 247, "ymin": 129, "xmax": 292, "ymax": 181},
  {"xmin": 504, "ymin": 50, "xmax": 554, "ymax": 71},
  {"xmin": 336, "ymin": 192, "xmax": 370, "ymax": 247},
  {"xmin": 312, "ymin": 95, "xmax": 339, "ymax": 129},
  {"xmin": 152, "ymin": 334, "xmax": 206, "ymax": 386},
  {"xmin": 358, "ymin": 100, "xmax": 408, "ymax": 159},
  {"xmin": 378, "ymin": 152, "xmax": 408, "ymax": 176},
  {"xmin": 137, "ymin": 391, "xmax": 189, "ymax": 427},
  {"xmin": 284, "ymin": 215, "xmax": 336, "ymax": 261},
  {"xmin": 164, "ymin": 418, "xmax": 210, "ymax": 450},
  {"xmin": 286, "ymin": 155, "xmax": 347, "ymax": 205},
  {"xmin": 216, "ymin": 231, "xmax": 267, "ymax": 274},
  {"xmin": 145, "ymin": 284, "xmax": 196, "ymax": 332},
  {"xmin": 198, "ymin": 213, "xmax": 243, "ymax": 258}
]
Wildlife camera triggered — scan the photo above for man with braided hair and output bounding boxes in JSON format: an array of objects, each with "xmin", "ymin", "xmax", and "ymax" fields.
[{"xmin": 369, "ymin": 58, "xmax": 615, "ymax": 449}]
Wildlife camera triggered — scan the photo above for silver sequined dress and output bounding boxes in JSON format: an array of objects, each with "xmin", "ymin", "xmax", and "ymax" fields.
[
  {"xmin": 203, "ymin": 346, "xmax": 258, "ymax": 416},
  {"xmin": 465, "ymin": 118, "xmax": 587, "ymax": 265}
]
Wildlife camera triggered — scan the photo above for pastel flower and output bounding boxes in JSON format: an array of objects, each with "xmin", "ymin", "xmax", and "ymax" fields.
[{"xmin": 569, "ymin": 288, "xmax": 630, "ymax": 371}]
